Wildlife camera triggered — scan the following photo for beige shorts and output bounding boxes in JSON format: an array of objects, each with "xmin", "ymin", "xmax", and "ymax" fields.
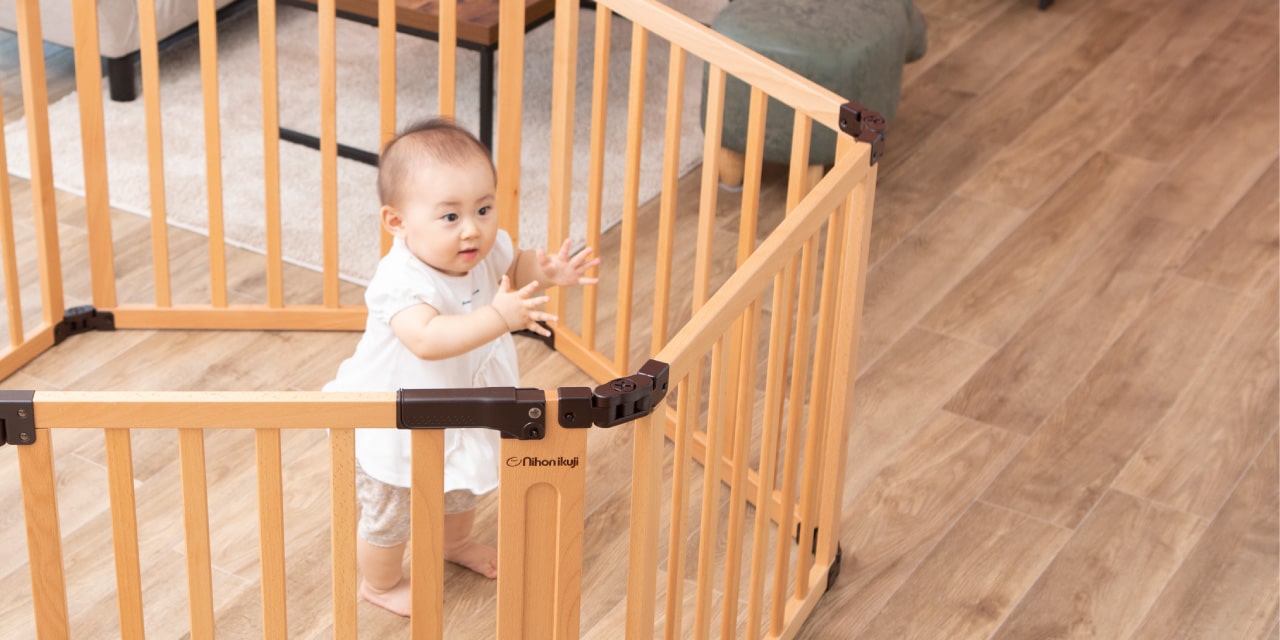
[{"xmin": 355, "ymin": 464, "xmax": 479, "ymax": 547}]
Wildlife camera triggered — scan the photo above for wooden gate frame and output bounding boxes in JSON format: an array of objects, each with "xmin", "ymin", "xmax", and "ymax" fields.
[{"xmin": 1, "ymin": 0, "xmax": 882, "ymax": 637}]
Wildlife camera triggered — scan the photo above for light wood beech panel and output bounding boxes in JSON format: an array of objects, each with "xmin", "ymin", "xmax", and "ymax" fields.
[
  {"xmin": 137, "ymin": 0, "xmax": 173, "ymax": 306},
  {"xmin": 495, "ymin": 0, "xmax": 526, "ymax": 244},
  {"xmin": 197, "ymin": 0, "xmax": 228, "ymax": 309},
  {"xmin": 547, "ymin": 0, "xmax": 579, "ymax": 322},
  {"xmin": 110, "ymin": 305, "xmax": 367, "ymax": 331},
  {"xmin": 410, "ymin": 430, "xmax": 445, "ymax": 640},
  {"xmin": 438, "ymin": 0, "xmax": 457, "ymax": 118},
  {"xmin": 318, "ymin": 0, "xmax": 340, "ymax": 307},
  {"xmin": 258, "ymin": 0, "xmax": 285, "ymax": 307},
  {"xmin": 498, "ymin": 404, "xmax": 588, "ymax": 640},
  {"xmin": 14, "ymin": 0, "xmax": 62, "ymax": 325},
  {"xmin": 70, "ymin": 0, "xmax": 115, "ymax": 309},
  {"xmin": 178, "ymin": 429, "xmax": 216, "ymax": 639},
  {"xmin": 105, "ymin": 429, "xmax": 145, "ymax": 639},
  {"xmin": 0, "ymin": 103, "xmax": 22, "ymax": 345},
  {"xmin": 18, "ymin": 431, "xmax": 69, "ymax": 639},
  {"xmin": 255, "ymin": 429, "xmax": 289, "ymax": 638}
]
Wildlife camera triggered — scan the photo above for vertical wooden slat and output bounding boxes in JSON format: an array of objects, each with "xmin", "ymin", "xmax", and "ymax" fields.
[
  {"xmin": 496, "ymin": 0, "xmax": 527, "ymax": 244},
  {"xmin": 71, "ymin": 0, "xmax": 116, "ymax": 309},
  {"xmin": 581, "ymin": 7, "xmax": 611, "ymax": 349},
  {"xmin": 197, "ymin": 0, "xmax": 228, "ymax": 307},
  {"xmin": 770, "ymin": 116, "xmax": 819, "ymax": 634},
  {"xmin": 719, "ymin": 90, "xmax": 767, "ymax": 637},
  {"xmin": 746, "ymin": 267, "xmax": 795, "ymax": 639},
  {"xmin": 319, "ymin": 0, "xmax": 340, "ymax": 307},
  {"xmin": 498, "ymin": 401, "xmax": 587, "ymax": 640},
  {"xmin": 19, "ymin": 431, "xmax": 69, "ymax": 640},
  {"xmin": 256, "ymin": 429, "xmax": 289, "ymax": 638},
  {"xmin": 547, "ymin": 0, "xmax": 580, "ymax": 322},
  {"xmin": 258, "ymin": 0, "xmax": 285, "ymax": 307},
  {"xmin": 137, "ymin": 0, "xmax": 172, "ymax": 306},
  {"xmin": 437, "ymin": 0, "xmax": 456, "ymax": 118},
  {"xmin": 0, "ymin": 88, "xmax": 24, "ymax": 346},
  {"xmin": 613, "ymin": 23, "xmax": 648, "ymax": 373},
  {"xmin": 410, "ymin": 430, "xmax": 445, "ymax": 640},
  {"xmin": 178, "ymin": 429, "xmax": 215, "ymax": 639},
  {"xmin": 693, "ymin": 336, "xmax": 730, "ymax": 639},
  {"xmin": 330, "ymin": 429, "xmax": 358, "ymax": 639},
  {"xmin": 650, "ymin": 45, "xmax": 686, "ymax": 353},
  {"xmin": 626, "ymin": 410, "xmax": 664, "ymax": 639},
  {"xmin": 693, "ymin": 66, "xmax": 725, "ymax": 324},
  {"xmin": 663, "ymin": 377, "xmax": 694, "ymax": 640},
  {"xmin": 378, "ymin": 0, "xmax": 396, "ymax": 256},
  {"xmin": 106, "ymin": 429, "xmax": 146, "ymax": 639},
  {"xmin": 14, "ymin": 0, "xmax": 63, "ymax": 324},
  {"xmin": 721, "ymin": 300, "xmax": 763, "ymax": 639},
  {"xmin": 816, "ymin": 152, "xmax": 875, "ymax": 569},
  {"xmin": 795, "ymin": 199, "xmax": 846, "ymax": 599}
]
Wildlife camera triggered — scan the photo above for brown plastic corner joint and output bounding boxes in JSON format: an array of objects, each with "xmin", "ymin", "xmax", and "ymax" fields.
[{"xmin": 838, "ymin": 102, "xmax": 887, "ymax": 165}]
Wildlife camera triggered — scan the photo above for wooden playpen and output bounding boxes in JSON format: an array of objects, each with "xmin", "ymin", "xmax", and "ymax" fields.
[{"xmin": 1, "ymin": 0, "xmax": 882, "ymax": 637}]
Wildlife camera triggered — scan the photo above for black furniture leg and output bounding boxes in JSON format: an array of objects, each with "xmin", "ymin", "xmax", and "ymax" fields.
[
  {"xmin": 104, "ymin": 55, "xmax": 138, "ymax": 102},
  {"xmin": 480, "ymin": 46, "xmax": 495, "ymax": 151}
]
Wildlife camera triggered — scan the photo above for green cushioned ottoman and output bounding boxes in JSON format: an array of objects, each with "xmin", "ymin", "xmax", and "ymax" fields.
[{"xmin": 705, "ymin": 0, "xmax": 927, "ymax": 184}]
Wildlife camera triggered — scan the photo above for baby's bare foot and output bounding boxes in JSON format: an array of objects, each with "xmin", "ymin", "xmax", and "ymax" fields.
[
  {"xmin": 360, "ymin": 578, "xmax": 413, "ymax": 617},
  {"xmin": 445, "ymin": 541, "xmax": 498, "ymax": 579}
]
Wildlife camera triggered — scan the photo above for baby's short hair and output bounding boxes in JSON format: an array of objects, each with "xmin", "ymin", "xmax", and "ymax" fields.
[{"xmin": 377, "ymin": 118, "xmax": 493, "ymax": 206}]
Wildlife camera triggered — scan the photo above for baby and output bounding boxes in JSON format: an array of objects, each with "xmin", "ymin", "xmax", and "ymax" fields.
[{"xmin": 323, "ymin": 118, "xmax": 599, "ymax": 616}]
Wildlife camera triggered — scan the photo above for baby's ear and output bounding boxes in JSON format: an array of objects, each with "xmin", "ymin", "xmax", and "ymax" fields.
[{"xmin": 380, "ymin": 205, "xmax": 404, "ymax": 236}]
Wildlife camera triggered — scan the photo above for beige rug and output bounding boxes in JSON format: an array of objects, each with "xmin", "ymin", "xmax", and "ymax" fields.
[{"xmin": 4, "ymin": 1, "xmax": 723, "ymax": 282}]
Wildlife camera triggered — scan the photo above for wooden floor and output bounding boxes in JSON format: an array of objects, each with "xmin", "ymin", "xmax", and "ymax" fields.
[{"xmin": 0, "ymin": 0, "xmax": 1277, "ymax": 637}]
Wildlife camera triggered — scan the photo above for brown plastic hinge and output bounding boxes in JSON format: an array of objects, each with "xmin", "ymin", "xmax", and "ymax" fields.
[
  {"xmin": 0, "ymin": 390, "xmax": 35, "ymax": 446},
  {"xmin": 838, "ymin": 101, "xmax": 887, "ymax": 165},
  {"xmin": 54, "ymin": 305, "xmax": 115, "ymax": 345},
  {"xmin": 397, "ymin": 387, "xmax": 546, "ymax": 440},
  {"xmin": 557, "ymin": 359, "xmax": 670, "ymax": 428}
]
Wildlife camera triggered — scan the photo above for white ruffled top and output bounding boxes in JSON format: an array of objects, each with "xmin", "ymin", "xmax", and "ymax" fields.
[{"xmin": 323, "ymin": 232, "xmax": 518, "ymax": 492}]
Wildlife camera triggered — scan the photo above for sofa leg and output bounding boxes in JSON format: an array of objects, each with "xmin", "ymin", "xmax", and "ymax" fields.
[
  {"xmin": 718, "ymin": 147, "xmax": 745, "ymax": 190},
  {"xmin": 104, "ymin": 56, "xmax": 138, "ymax": 102}
]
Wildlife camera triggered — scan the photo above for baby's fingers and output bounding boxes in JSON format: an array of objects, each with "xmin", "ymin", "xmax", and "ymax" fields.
[
  {"xmin": 525, "ymin": 320, "xmax": 553, "ymax": 337},
  {"xmin": 517, "ymin": 280, "xmax": 542, "ymax": 297},
  {"xmin": 523, "ymin": 295, "xmax": 551, "ymax": 309}
]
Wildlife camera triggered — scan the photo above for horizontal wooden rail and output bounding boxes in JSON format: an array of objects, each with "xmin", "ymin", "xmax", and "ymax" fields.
[
  {"xmin": 0, "ymin": 324, "xmax": 55, "ymax": 381},
  {"xmin": 111, "ymin": 305, "xmax": 367, "ymax": 330},
  {"xmin": 32, "ymin": 391, "xmax": 398, "ymax": 429},
  {"xmin": 600, "ymin": 0, "xmax": 848, "ymax": 132}
]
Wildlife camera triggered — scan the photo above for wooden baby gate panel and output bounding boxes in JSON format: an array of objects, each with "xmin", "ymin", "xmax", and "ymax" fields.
[{"xmin": 0, "ymin": 0, "xmax": 880, "ymax": 637}]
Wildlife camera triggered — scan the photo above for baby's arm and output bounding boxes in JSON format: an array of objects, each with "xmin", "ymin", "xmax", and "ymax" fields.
[
  {"xmin": 390, "ymin": 276, "xmax": 555, "ymax": 360},
  {"xmin": 508, "ymin": 239, "xmax": 601, "ymax": 290}
]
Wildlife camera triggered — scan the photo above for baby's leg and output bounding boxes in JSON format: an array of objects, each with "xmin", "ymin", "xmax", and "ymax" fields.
[
  {"xmin": 358, "ymin": 537, "xmax": 412, "ymax": 616},
  {"xmin": 358, "ymin": 538, "xmax": 412, "ymax": 616},
  {"xmin": 444, "ymin": 509, "xmax": 498, "ymax": 579}
]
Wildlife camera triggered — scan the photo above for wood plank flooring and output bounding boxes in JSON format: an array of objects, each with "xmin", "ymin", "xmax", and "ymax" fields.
[{"xmin": 0, "ymin": 0, "xmax": 1275, "ymax": 637}]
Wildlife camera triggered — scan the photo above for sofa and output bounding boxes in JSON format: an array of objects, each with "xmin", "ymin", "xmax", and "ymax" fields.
[{"xmin": 0, "ymin": 0, "xmax": 245, "ymax": 101}]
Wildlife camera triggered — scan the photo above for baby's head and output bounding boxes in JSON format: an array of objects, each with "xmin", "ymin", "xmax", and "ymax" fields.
[{"xmin": 378, "ymin": 119, "xmax": 498, "ymax": 276}]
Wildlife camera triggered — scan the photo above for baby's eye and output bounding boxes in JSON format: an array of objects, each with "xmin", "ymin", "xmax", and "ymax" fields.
[
  {"xmin": 477, "ymin": 206, "xmax": 491, "ymax": 216},
  {"xmin": 442, "ymin": 213, "xmax": 459, "ymax": 222}
]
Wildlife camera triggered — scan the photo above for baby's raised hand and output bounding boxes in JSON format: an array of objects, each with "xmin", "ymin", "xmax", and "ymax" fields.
[
  {"xmin": 489, "ymin": 276, "xmax": 556, "ymax": 337},
  {"xmin": 537, "ymin": 240, "xmax": 601, "ymax": 288}
]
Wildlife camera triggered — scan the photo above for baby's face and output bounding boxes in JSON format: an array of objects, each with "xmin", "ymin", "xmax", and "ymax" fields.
[{"xmin": 390, "ymin": 154, "xmax": 498, "ymax": 276}]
